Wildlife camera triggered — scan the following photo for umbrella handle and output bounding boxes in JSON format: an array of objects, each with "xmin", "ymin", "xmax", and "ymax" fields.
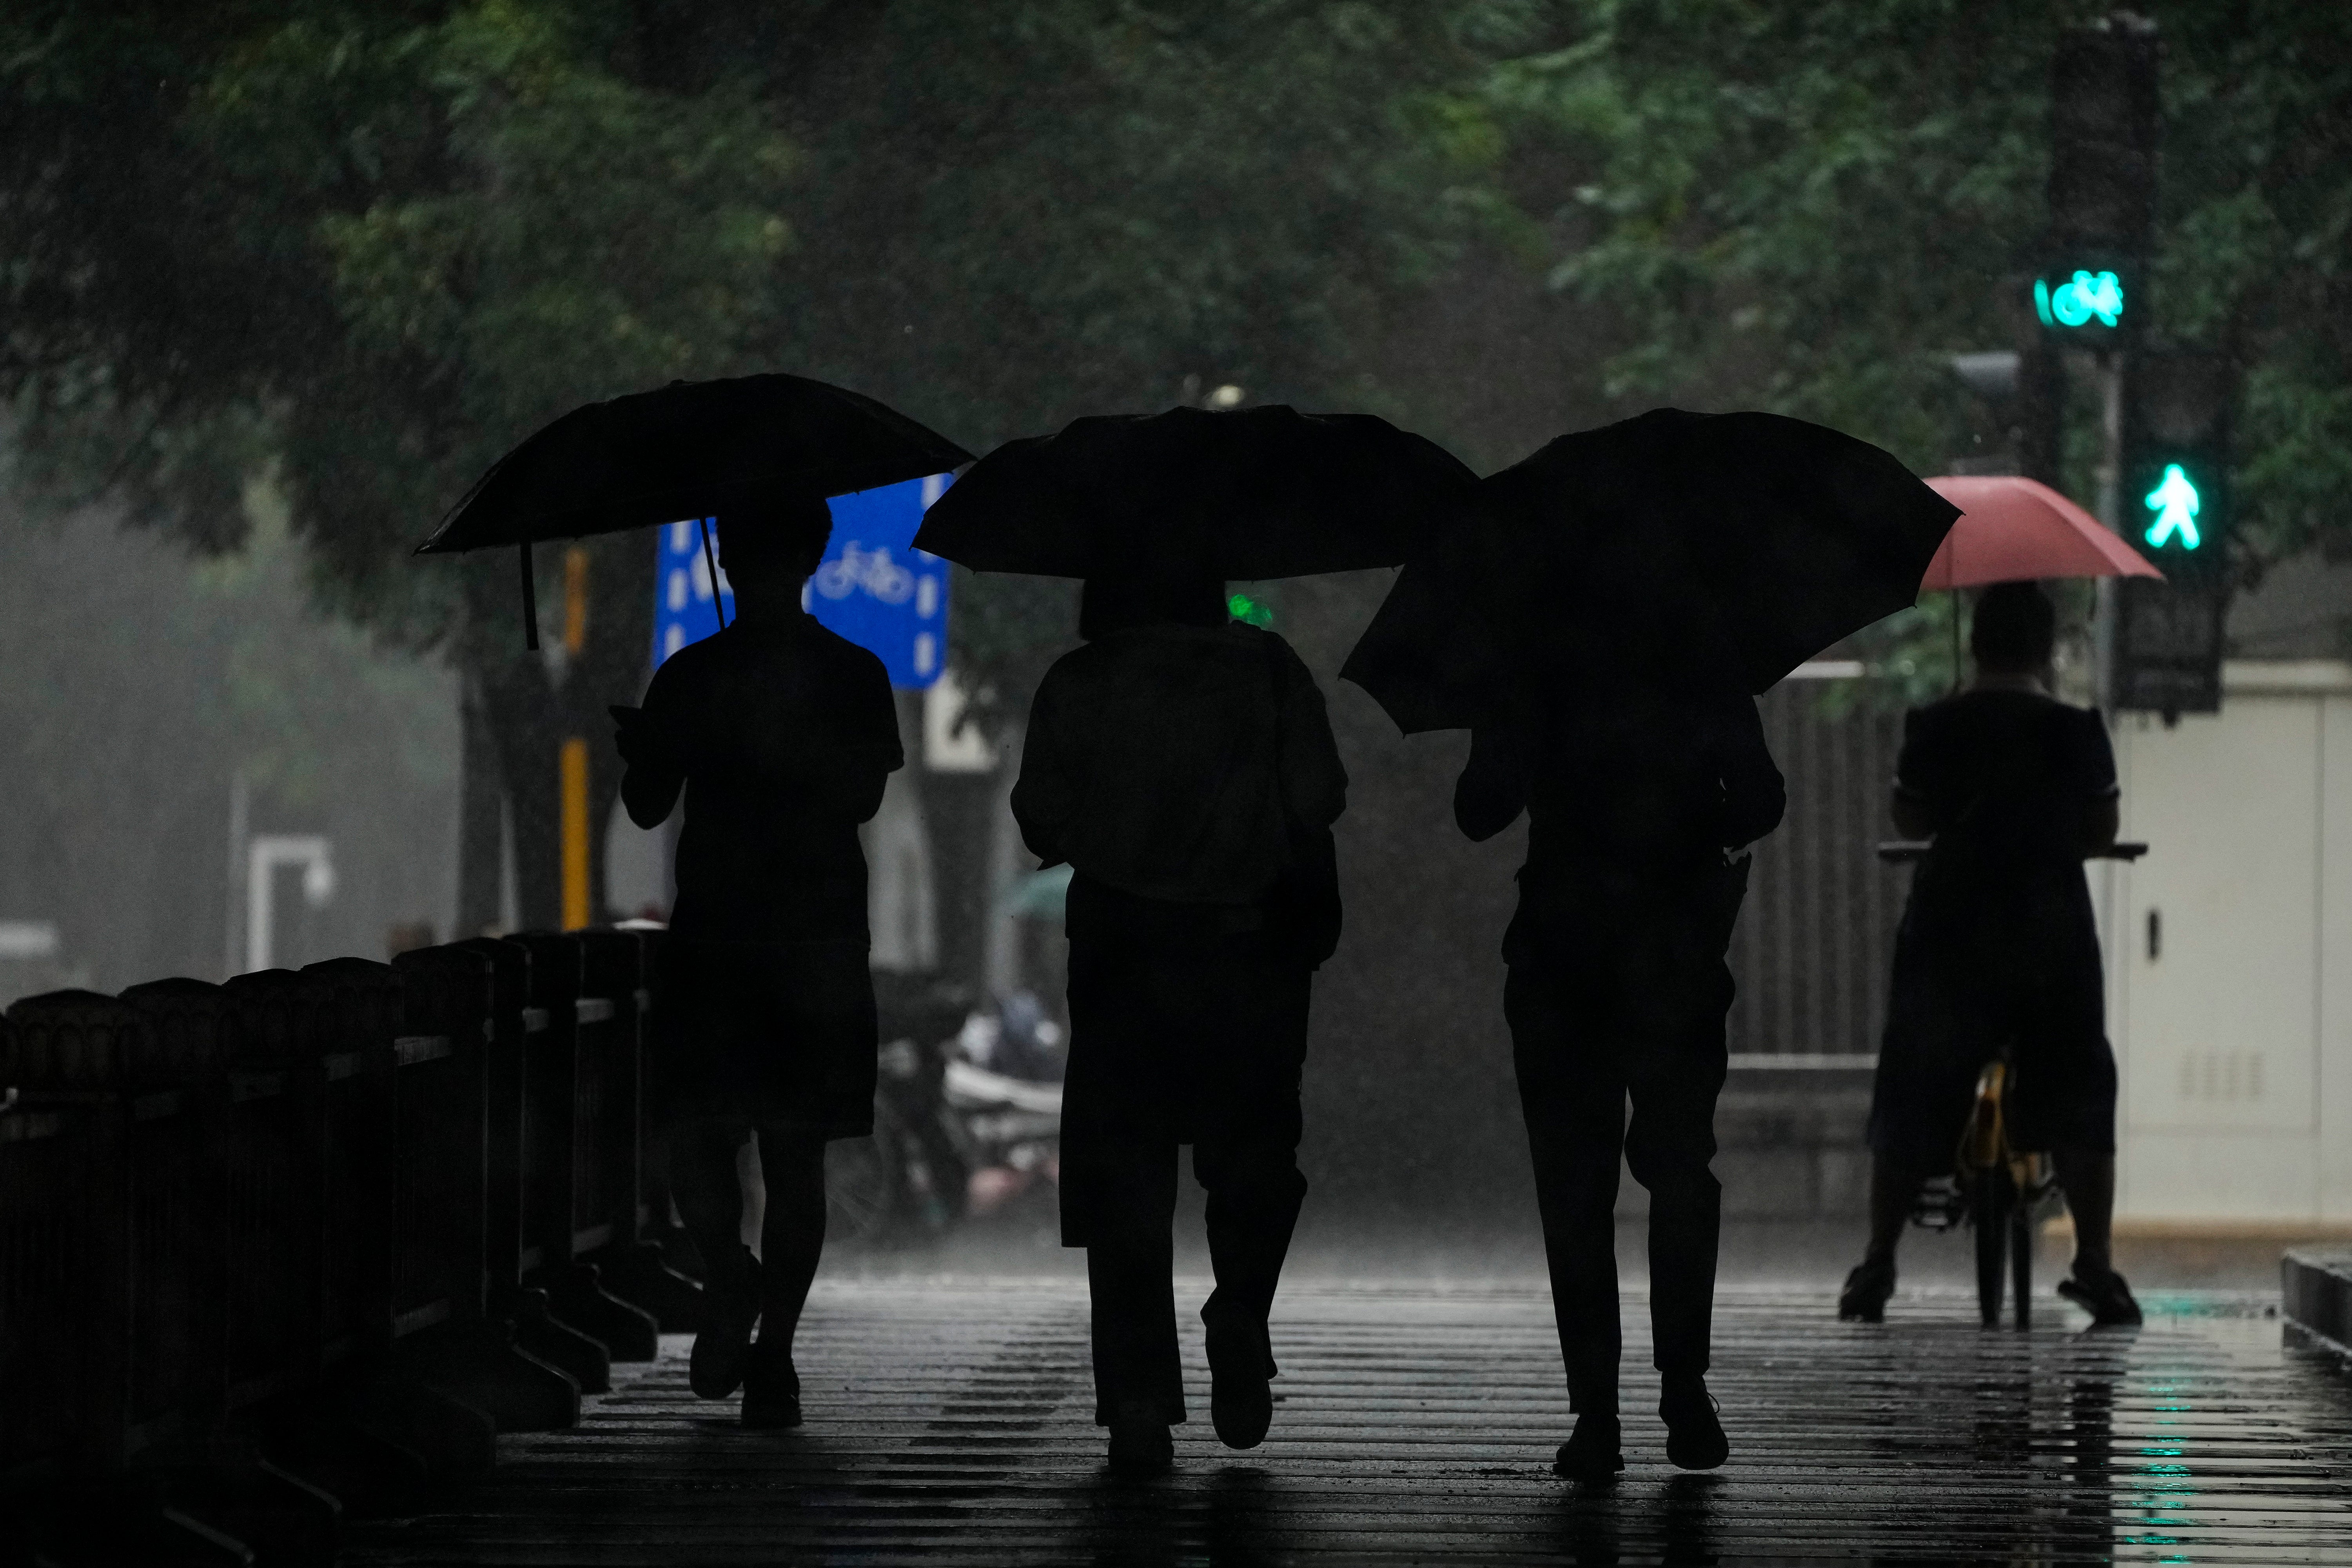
[
  {"xmin": 699, "ymin": 517, "xmax": 727, "ymax": 634},
  {"xmin": 519, "ymin": 541, "xmax": 541, "ymax": 652}
]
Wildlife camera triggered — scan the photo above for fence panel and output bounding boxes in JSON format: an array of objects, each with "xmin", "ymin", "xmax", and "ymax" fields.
[
  {"xmin": 0, "ymin": 1063, "xmax": 94, "ymax": 1474},
  {"xmin": 1729, "ymin": 682, "xmax": 1911, "ymax": 1057},
  {"xmin": 219, "ymin": 970, "xmax": 327, "ymax": 1412},
  {"xmin": 388, "ymin": 944, "xmax": 495, "ymax": 1338}
]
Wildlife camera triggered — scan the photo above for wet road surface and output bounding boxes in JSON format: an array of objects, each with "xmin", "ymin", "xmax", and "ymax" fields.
[{"xmin": 347, "ymin": 1281, "xmax": 2352, "ymax": 1564}]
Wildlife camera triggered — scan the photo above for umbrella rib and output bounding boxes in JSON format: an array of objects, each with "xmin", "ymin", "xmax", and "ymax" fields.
[{"xmin": 699, "ymin": 517, "xmax": 726, "ymax": 635}]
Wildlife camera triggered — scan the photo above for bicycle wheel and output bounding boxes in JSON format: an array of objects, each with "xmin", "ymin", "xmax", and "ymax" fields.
[
  {"xmin": 2010, "ymin": 1190, "xmax": 2034, "ymax": 1330},
  {"xmin": 1971, "ymin": 1167, "xmax": 2011, "ymax": 1328}
]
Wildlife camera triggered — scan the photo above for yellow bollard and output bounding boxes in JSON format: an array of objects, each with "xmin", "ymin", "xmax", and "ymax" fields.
[{"xmin": 560, "ymin": 737, "xmax": 591, "ymax": 931}]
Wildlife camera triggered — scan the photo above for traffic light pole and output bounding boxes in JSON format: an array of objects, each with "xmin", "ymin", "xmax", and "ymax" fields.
[{"xmin": 2093, "ymin": 350, "xmax": 2127, "ymax": 714}]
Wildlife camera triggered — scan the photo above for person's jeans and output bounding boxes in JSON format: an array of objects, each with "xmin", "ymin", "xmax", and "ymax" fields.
[{"xmin": 1083, "ymin": 1135, "xmax": 1307, "ymax": 1425}]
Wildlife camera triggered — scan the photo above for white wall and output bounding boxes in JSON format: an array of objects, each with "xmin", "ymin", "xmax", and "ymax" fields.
[{"xmin": 2105, "ymin": 661, "xmax": 2352, "ymax": 1222}]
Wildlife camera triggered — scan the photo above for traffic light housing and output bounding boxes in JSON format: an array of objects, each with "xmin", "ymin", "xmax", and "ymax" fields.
[
  {"xmin": 2114, "ymin": 349, "xmax": 2234, "ymax": 715},
  {"xmin": 2125, "ymin": 350, "xmax": 2232, "ymax": 583},
  {"xmin": 2038, "ymin": 19, "xmax": 2158, "ymax": 347}
]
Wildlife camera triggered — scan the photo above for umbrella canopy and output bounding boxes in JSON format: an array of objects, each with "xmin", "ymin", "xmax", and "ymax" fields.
[
  {"xmin": 415, "ymin": 374, "xmax": 972, "ymax": 555},
  {"xmin": 1920, "ymin": 475, "xmax": 2162, "ymax": 589},
  {"xmin": 909, "ymin": 404, "xmax": 1476, "ymax": 580},
  {"xmin": 1341, "ymin": 409, "xmax": 1961, "ymax": 733}
]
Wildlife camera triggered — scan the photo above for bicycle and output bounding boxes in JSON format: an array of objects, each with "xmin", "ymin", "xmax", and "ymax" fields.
[{"xmin": 1875, "ymin": 838, "xmax": 2145, "ymax": 1328}]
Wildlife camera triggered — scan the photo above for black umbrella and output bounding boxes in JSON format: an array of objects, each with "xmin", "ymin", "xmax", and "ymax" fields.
[
  {"xmin": 1341, "ymin": 409, "xmax": 1961, "ymax": 733},
  {"xmin": 909, "ymin": 405, "xmax": 1475, "ymax": 580},
  {"xmin": 416, "ymin": 374, "xmax": 971, "ymax": 647}
]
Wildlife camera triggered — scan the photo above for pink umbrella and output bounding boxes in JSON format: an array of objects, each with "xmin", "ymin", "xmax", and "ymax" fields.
[{"xmin": 1920, "ymin": 475, "xmax": 2162, "ymax": 589}]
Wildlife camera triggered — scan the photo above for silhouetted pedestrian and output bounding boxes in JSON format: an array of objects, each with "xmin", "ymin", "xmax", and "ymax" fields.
[
  {"xmin": 614, "ymin": 495, "xmax": 903, "ymax": 1427},
  {"xmin": 1454, "ymin": 633, "xmax": 1783, "ymax": 1481},
  {"xmin": 1013, "ymin": 575, "xmax": 1345, "ymax": 1475},
  {"xmin": 1840, "ymin": 582, "xmax": 2138, "ymax": 1326}
]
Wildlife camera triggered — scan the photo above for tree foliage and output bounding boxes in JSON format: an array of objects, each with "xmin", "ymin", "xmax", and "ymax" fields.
[
  {"xmin": 1451, "ymin": 0, "xmax": 2352, "ymax": 572},
  {"xmin": 5, "ymin": 0, "xmax": 2350, "ymax": 757}
]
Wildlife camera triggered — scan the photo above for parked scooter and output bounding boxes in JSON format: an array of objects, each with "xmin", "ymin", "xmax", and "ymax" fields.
[
  {"xmin": 947, "ymin": 991, "xmax": 1064, "ymax": 1217},
  {"xmin": 824, "ymin": 974, "xmax": 976, "ymax": 1240}
]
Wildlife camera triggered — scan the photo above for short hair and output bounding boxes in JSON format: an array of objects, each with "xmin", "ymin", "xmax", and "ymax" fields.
[
  {"xmin": 718, "ymin": 494, "xmax": 833, "ymax": 582},
  {"xmin": 1078, "ymin": 575, "xmax": 1229, "ymax": 641},
  {"xmin": 1971, "ymin": 580, "xmax": 2057, "ymax": 671}
]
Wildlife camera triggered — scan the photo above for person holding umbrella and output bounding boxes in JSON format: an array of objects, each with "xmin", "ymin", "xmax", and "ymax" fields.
[
  {"xmin": 614, "ymin": 499, "xmax": 905, "ymax": 1426},
  {"xmin": 1345, "ymin": 409, "xmax": 1960, "ymax": 1480},
  {"xmin": 1837, "ymin": 475, "xmax": 2160, "ymax": 1328},
  {"xmin": 415, "ymin": 374, "xmax": 970, "ymax": 1425},
  {"xmin": 916, "ymin": 404, "xmax": 1472, "ymax": 1474}
]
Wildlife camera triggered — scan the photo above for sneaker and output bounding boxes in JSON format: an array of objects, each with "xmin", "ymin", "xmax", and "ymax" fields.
[
  {"xmin": 1105, "ymin": 1401, "xmax": 1174, "ymax": 1477},
  {"xmin": 740, "ymin": 1345, "xmax": 802, "ymax": 1429},
  {"xmin": 1838, "ymin": 1258, "xmax": 1896, "ymax": 1323},
  {"xmin": 2058, "ymin": 1266, "xmax": 2143, "ymax": 1326},
  {"xmin": 1660, "ymin": 1377, "xmax": 1728, "ymax": 1470},
  {"xmin": 688, "ymin": 1247, "xmax": 761, "ymax": 1399},
  {"xmin": 1206, "ymin": 1328, "xmax": 1274, "ymax": 1451},
  {"xmin": 1552, "ymin": 1411, "xmax": 1624, "ymax": 1481}
]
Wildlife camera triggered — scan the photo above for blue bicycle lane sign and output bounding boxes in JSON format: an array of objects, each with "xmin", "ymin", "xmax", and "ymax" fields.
[{"xmin": 650, "ymin": 472, "xmax": 954, "ymax": 690}]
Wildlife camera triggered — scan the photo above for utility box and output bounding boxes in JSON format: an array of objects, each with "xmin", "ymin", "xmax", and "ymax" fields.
[{"xmin": 2103, "ymin": 661, "xmax": 2352, "ymax": 1224}]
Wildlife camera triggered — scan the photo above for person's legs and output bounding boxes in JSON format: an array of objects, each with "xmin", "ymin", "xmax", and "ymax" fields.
[
  {"xmin": 736, "ymin": 1125, "xmax": 828, "ymax": 1424},
  {"xmin": 668, "ymin": 1114, "xmax": 762, "ymax": 1399},
  {"xmin": 1864, "ymin": 1154, "xmax": 1922, "ymax": 1269},
  {"xmin": 2050, "ymin": 1146, "xmax": 2138, "ymax": 1321},
  {"xmin": 1195, "ymin": 1135, "xmax": 1307, "ymax": 1357},
  {"xmin": 1507, "ymin": 962, "xmax": 1631, "ymax": 1416},
  {"xmin": 1084, "ymin": 1138, "xmax": 1185, "ymax": 1432},
  {"xmin": 1194, "ymin": 1133, "xmax": 1307, "ymax": 1449},
  {"xmin": 1622, "ymin": 1062, "xmax": 1724, "ymax": 1390}
]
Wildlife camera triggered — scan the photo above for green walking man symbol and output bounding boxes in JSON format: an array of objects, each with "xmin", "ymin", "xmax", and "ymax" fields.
[{"xmin": 2143, "ymin": 463, "xmax": 2201, "ymax": 551}]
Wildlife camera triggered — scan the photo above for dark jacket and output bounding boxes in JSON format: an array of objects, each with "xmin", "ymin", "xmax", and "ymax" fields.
[
  {"xmin": 1013, "ymin": 622, "xmax": 1346, "ymax": 907},
  {"xmin": 1455, "ymin": 682, "xmax": 1785, "ymax": 870}
]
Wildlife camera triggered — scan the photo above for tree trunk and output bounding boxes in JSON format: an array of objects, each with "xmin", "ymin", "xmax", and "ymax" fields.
[
  {"xmin": 456, "ymin": 677, "xmax": 506, "ymax": 937},
  {"xmin": 458, "ymin": 533, "xmax": 655, "ymax": 933}
]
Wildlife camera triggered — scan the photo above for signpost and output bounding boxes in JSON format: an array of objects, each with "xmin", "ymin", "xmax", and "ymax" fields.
[{"xmin": 650, "ymin": 474, "xmax": 954, "ymax": 690}]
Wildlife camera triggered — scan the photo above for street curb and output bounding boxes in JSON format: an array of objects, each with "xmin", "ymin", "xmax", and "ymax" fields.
[{"xmin": 2282, "ymin": 1248, "xmax": 2352, "ymax": 1361}]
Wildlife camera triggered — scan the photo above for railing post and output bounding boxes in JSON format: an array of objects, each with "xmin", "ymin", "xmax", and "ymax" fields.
[
  {"xmin": 217, "ymin": 970, "xmax": 327, "ymax": 1416},
  {"xmin": 381, "ymin": 940, "xmax": 579, "ymax": 1439},
  {"xmin": 448, "ymin": 936, "xmax": 608, "ymax": 1394},
  {"xmin": 584, "ymin": 926, "xmax": 704, "ymax": 1333},
  {"xmin": 505, "ymin": 931, "xmax": 655, "ymax": 1365}
]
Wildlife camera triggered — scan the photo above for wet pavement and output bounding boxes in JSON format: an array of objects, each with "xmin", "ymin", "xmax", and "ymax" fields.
[{"xmin": 346, "ymin": 1279, "xmax": 2352, "ymax": 1564}]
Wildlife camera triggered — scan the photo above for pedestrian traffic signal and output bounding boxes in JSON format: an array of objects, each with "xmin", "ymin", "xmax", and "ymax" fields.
[
  {"xmin": 2114, "ymin": 349, "xmax": 2234, "ymax": 716},
  {"xmin": 2123, "ymin": 350, "xmax": 2233, "ymax": 582},
  {"xmin": 2140, "ymin": 463, "xmax": 2201, "ymax": 551}
]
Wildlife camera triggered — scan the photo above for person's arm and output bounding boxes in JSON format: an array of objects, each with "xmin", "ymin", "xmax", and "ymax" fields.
[
  {"xmin": 1009, "ymin": 662, "xmax": 1078, "ymax": 866},
  {"xmin": 615, "ymin": 686, "xmax": 684, "ymax": 829},
  {"xmin": 1717, "ymin": 695, "xmax": 1786, "ymax": 851},
  {"xmin": 2071, "ymin": 707, "xmax": 2122, "ymax": 856},
  {"xmin": 1888, "ymin": 706, "xmax": 1942, "ymax": 838},
  {"xmin": 1274, "ymin": 641, "xmax": 1348, "ymax": 829},
  {"xmin": 1890, "ymin": 788, "xmax": 1937, "ymax": 840},
  {"xmin": 1454, "ymin": 724, "xmax": 1530, "ymax": 842}
]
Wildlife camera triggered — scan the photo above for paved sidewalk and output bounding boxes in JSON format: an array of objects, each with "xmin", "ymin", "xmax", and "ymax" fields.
[{"xmin": 347, "ymin": 1281, "xmax": 2352, "ymax": 1564}]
